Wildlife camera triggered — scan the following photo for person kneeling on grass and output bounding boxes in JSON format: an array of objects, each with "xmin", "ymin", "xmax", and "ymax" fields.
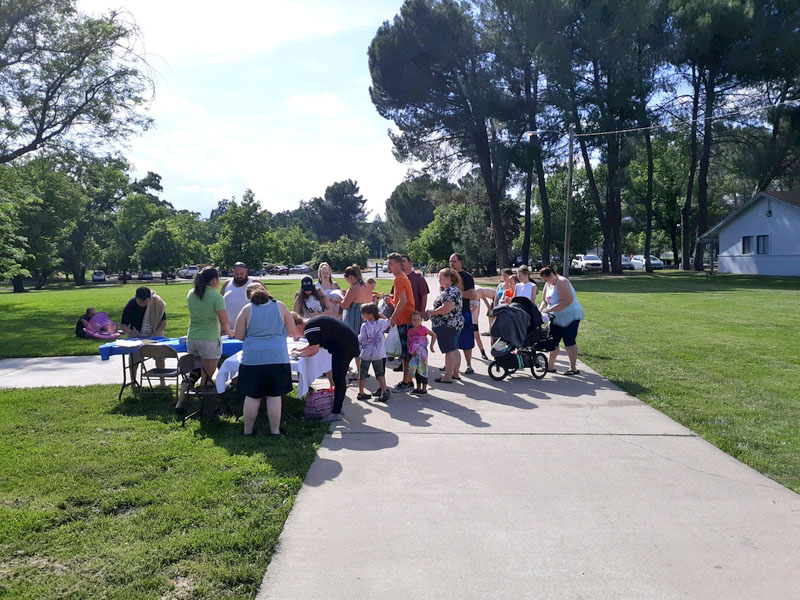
[
  {"xmin": 234, "ymin": 283, "xmax": 296, "ymax": 437},
  {"xmin": 407, "ymin": 310, "xmax": 436, "ymax": 395},
  {"xmin": 356, "ymin": 303, "xmax": 390, "ymax": 403}
]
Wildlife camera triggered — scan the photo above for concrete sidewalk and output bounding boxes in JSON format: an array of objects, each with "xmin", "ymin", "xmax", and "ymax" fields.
[
  {"xmin": 259, "ymin": 309, "xmax": 800, "ymax": 598},
  {"xmin": 0, "ymin": 355, "xmax": 122, "ymax": 388}
]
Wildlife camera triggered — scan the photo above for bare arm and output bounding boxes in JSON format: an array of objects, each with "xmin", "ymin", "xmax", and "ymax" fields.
[
  {"xmin": 279, "ymin": 302, "xmax": 296, "ymax": 338},
  {"xmin": 427, "ymin": 300, "xmax": 455, "ymax": 316},
  {"xmin": 217, "ymin": 309, "xmax": 235, "ymax": 338},
  {"xmin": 341, "ymin": 285, "xmax": 357, "ymax": 310},
  {"xmin": 461, "ymin": 287, "xmax": 477, "ymax": 300},
  {"xmin": 543, "ymin": 280, "xmax": 573, "ymax": 313},
  {"xmin": 233, "ymin": 304, "xmax": 250, "ymax": 341},
  {"xmin": 295, "ymin": 344, "xmax": 320, "ymax": 358},
  {"xmin": 293, "ymin": 292, "xmax": 303, "ymax": 315}
]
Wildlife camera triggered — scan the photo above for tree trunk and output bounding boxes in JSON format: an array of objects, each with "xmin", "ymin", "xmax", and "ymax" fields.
[
  {"xmin": 693, "ymin": 71, "xmax": 716, "ymax": 271},
  {"xmin": 682, "ymin": 65, "xmax": 701, "ymax": 270},
  {"xmin": 73, "ymin": 267, "xmax": 86, "ymax": 286},
  {"xmin": 522, "ymin": 162, "xmax": 533, "ymax": 266},
  {"xmin": 605, "ymin": 136, "xmax": 623, "ymax": 274},
  {"xmin": 35, "ymin": 270, "xmax": 51, "ymax": 290},
  {"xmin": 534, "ymin": 146, "xmax": 551, "ymax": 267},
  {"xmin": 473, "ymin": 129, "xmax": 511, "ymax": 269},
  {"xmin": 12, "ymin": 275, "xmax": 26, "ymax": 293},
  {"xmin": 644, "ymin": 130, "xmax": 654, "ymax": 273},
  {"xmin": 573, "ymin": 103, "xmax": 611, "ymax": 272}
]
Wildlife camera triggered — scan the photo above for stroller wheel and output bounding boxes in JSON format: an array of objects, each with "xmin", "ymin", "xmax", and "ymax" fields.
[
  {"xmin": 531, "ymin": 352, "xmax": 548, "ymax": 380},
  {"xmin": 488, "ymin": 361, "xmax": 508, "ymax": 381}
]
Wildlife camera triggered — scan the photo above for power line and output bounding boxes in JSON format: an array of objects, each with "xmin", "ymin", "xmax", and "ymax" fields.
[{"xmin": 555, "ymin": 97, "xmax": 800, "ymax": 139}]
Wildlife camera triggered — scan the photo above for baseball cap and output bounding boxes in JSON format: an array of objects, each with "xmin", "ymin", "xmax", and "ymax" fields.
[{"xmin": 300, "ymin": 276, "xmax": 315, "ymax": 291}]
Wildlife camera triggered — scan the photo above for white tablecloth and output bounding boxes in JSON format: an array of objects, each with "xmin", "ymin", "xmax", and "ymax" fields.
[{"xmin": 216, "ymin": 337, "xmax": 332, "ymax": 395}]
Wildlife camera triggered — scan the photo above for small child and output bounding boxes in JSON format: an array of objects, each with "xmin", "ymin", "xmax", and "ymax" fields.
[
  {"xmin": 366, "ymin": 277, "xmax": 379, "ymax": 304},
  {"xmin": 407, "ymin": 310, "xmax": 436, "ymax": 395},
  {"xmin": 357, "ymin": 303, "xmax": 390, "ymax": 402}
]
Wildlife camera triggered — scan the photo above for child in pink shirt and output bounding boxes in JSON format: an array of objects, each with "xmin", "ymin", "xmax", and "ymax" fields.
[{"xmin": 407, "ymin": 311, "xmax": 437, "ymax": 395}]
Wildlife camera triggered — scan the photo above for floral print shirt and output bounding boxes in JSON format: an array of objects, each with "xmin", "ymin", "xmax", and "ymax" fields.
[{"xmin": 431, "ymin": 285, "xmax": 464, "ymax": 330}]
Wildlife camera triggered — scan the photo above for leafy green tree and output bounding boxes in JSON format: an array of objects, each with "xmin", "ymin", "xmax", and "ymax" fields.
[
  {"xmin": 209, "ymin": 190, "xmax": 271, "ymax": 268},
  {"xmin": 0, "ymin": 0, "xmax": 152, "ymax": 163},
  {"xmin": 271, "ymin": 227, "xmax": 319, "ymax": 266},
  {"xmin": 134, "ymin": 220, "xmax": 183, "ymax": 283},
  {"xmin": 368, "ymin": 0, "xmax": 514, "ymax": 268},
  {"xmin": 385, "ymin": 176, "xmax": 450, "ymax": 245},
  {"xmin": 111, "ymin": 193, "xmax": 171, "ymax": 281},
  {"xmin": 308, "ymin": 180, "xmax": 369, "ymax": 242},
  {"xmin": 311, "ymin": 236, "xmax": 369, "ymax": 271},
  {"xmin": 0, "ymin": 172, "xmax": 29, "ymax": 284}
]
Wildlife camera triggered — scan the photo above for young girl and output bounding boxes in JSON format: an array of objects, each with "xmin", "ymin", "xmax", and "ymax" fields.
[
  {"xmin": 407, "ymin": 310, "xmax": 437, "ymax": 395},
  {"xmin": 514, "ymin": 265, "xmax": 537, "ymax": 303},
  {"xmin": 357, "ymin": 303, "xmax": 390, "ymax": 402}
]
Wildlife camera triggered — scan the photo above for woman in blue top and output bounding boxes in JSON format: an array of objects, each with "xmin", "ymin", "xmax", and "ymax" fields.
[
  {"xmin": 538, "ymin": 266, "xmax": 585, "ymax": 376},
  {"xmin": 234, "ymin": 283, "xmax": 296, "ymax": 436}
]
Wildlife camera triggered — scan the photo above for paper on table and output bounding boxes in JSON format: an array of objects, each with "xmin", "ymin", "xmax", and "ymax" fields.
[{"xmin": 116, "ymin": 339, "xmax": 143, "ymax": 348}]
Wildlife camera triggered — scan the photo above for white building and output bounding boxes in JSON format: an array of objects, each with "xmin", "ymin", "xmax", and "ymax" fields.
[{"xmin": 699, "ymin": 191, "xmax": 800, "ymax": 276}]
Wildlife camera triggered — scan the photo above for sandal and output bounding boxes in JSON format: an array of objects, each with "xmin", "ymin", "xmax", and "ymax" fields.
[
  {"xmin": 546, "ymin": 369, "xmax": 558, "ymax": 373},
  {"xmin": 563, "ymin": 369, "xmax": 580, "ymax": 376},
  {"xmin": 434, "ymin": 377, "xmax": 453, "ymax": 384},
  {"xmin": 356, "ymin": 393, "xmax": 372, "ymax": 401}
]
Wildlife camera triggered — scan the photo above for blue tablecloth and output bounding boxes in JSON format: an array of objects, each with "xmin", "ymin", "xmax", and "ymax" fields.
[{"xmin": 99, "ymin": 337, "xmax": 243, "ymax": 361}]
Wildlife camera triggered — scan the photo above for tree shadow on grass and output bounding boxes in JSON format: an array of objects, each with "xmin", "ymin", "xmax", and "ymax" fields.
[{"xmin": 570, "ymin": 272, "xmax": 800, "ymax": 295}]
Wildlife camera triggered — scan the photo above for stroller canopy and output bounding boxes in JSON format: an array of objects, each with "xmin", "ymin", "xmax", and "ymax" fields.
[{"xmin": 491, "ymin": 298, "xmax": 531, "ymax": 349}]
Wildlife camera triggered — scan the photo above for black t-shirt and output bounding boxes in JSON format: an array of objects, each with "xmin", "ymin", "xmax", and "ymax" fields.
[
  {"xmin": 75, "ymin": 313, "xmax": 91, "ymax": 337},
  {"xmin": 304, "ymin": 315, "xmax": 359, "ymax": 357},
  {"xmin": 459, "ymin": 270, "xmax": 475, "ymax": 313},
  {"xmin": 121, "ymin": 298, "xmax": 166, "ymax": 331}
]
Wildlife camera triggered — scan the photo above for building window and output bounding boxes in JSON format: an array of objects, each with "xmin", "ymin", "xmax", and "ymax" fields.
[
  {"xmin": 742, "ymin": 236, "xmax": 753, "ymax": 254},
  {"xmin": 757, "ymin": 235, "xmax": 769, "ymax": 254}
]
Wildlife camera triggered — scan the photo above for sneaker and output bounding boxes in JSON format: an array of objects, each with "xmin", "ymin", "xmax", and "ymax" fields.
[
  {"xmin": 356, "ymin": 393, "xmax": 372, "ymax": 401},
  {"xmin": 378, "ymin": 390, "xmax": 390, "ymax": 403},
  {"xmin": 464, "ymin": 366, "xmax": 475, "ymax": 375},
  {"xmin": 321, "ymin": 413, "xmax": 344, "ymax": 422},
  {"xmin": 392, "ymin": 382, "xmax": 412, "ymax": 392}
]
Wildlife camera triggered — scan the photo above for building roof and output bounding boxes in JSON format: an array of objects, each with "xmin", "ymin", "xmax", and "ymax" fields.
[{"xmin": 698, "ymin": 190, "xmax": 800, "ymax": 242}]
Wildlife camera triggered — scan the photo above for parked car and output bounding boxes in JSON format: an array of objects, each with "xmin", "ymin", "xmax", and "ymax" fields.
[
  {"xmin": 571, "ymin": 254, "xmax": 602, "ymax": 272},
  {"xmin": 382, "ymin": 260, "xmax": 389, "ymax": 272},
  {"xmin": 160, "ymin": 268, "xmax": 176, "ymax": 279},
  {"xmin": 138, "ymin": 271, "xmax": 154, "ymax": 280},
  {"xmin": 178, "ymin": 265, "xmax": 199, "ymax": 279},
  {"xmin": 270, "ymin": 265, "xmax": 289, "ymax": 275},
  {"xmin": 118, "ymin": 271, "xmax": 133, "ymax": 281},
  {"xmin": 630, "ymin": 255, "xmax": 664, "ymax": 270},
  {"xmin": 290, "ymin": 264, "xmax": 312, "ymax": 274},
  {"xmin": 620, "ymin": 255, "xmax": 634, "ymax": 270},
  {"xmin": 91, "ymin": 270, "xmax": 106, "ymax": 282}
]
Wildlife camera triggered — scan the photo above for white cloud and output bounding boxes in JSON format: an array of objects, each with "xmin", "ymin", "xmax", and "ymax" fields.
[{"xmin": 284, "ymin": 93, "xmax": 346, "ymax": 116}]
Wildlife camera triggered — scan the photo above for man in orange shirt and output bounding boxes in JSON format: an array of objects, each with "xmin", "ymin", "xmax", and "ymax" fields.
[{"xmin": 387, "ymin": 252, "xmax": 415, "ymax": 392}]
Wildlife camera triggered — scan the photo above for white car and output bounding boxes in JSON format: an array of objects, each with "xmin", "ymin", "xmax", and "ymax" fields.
[
  {"xmin": 91, "ymin": 270, "xmax": 106, "ymax": 282},
  {"xmin": 620, "ymin": 255, "xmax": 634, "ymax": 270},
  {"xmin": 382, "ymin": 260, "xmax": 389, "ymax": 272},
  {"xmin": 571, "ymin": 254, "xmax": 602, "ymax": 272},
  {"xmin": 630, "ymin": 255, "xmax": 664, "ymax": 270},
  {"xmin": 179, "ymin": 265, "xmax": 199, "ymax": 278}
]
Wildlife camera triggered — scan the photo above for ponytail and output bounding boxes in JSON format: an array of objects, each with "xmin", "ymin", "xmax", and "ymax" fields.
[{"xmin": 194, "ymin": 266, "xmax": 219, "ymax": 299}]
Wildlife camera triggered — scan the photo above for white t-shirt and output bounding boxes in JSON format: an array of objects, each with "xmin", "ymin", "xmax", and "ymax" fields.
[
  {"xmin": 514, "ymin": 281, "xmax": 536, "ymax": 302},
  {"xmin": 223, "ymin": 277, "xmax": 255, "ymax": 326}
]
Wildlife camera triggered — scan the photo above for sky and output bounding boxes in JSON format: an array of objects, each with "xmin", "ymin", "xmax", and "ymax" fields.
[{"xmin": 77, "ymin": 0, "xmax": 408, "ymax": 219}]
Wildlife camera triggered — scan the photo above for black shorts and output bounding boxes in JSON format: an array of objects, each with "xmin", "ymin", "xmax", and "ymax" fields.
[
  {"xmin": 238, "ymin": 363, "xmax": 293, "ymax": 399},
  {"xmin": 433, "ymin": 325, "xmax": 461, "ymax": 353},
  {"xmin": 360, "ymin": 358, "xmax": 386, "ymax": 379},
  {"xmin": 550, "ymin": 320, "xmax": 580, "ymax": 347}
]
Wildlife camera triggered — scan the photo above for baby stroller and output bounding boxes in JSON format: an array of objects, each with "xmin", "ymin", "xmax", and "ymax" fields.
[{"xmin": 488, "ymin": 296, "xmax": 558, "ymax": 381}]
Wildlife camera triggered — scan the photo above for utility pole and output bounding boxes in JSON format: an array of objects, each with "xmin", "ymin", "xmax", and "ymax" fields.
[{"xmin": 564, "ymin": 125, "xmax": 575, "ymax": 278}]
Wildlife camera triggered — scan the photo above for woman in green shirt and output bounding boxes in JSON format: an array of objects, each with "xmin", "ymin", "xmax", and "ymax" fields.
[{"xmin": 185, "ymin": 267, "xmax": 235, "ymax": 390}]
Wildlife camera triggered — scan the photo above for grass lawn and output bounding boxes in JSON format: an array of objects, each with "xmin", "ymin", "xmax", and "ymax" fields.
[
  {"xmin": 0, "ymin": 385, "xmax": 329, "ymax": 599},
  {"xmin": 568, "ymin": 271, "xmax": 800, "ymax": 493},
  {"xmin": 0, "ymin": 278, "xmax": 396, "ymax": 359}
]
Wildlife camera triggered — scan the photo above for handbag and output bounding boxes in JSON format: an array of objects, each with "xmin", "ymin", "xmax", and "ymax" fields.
[
  {"xmin": 384, "ymin": 325, "xmax": 402, "ymax": 357},
  {"xmin": 304, "ymin": 387, "xmax": 334, "ymax": 420}
]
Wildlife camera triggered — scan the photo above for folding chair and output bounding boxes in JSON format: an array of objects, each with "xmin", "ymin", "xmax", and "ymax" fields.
[
  {"xmin": 137, "ymin": 345, "xmax": 181, "ymax": 404},
  {"xmin": 177, "ymin": 354, "xmax": 234, "ymax": 426}
]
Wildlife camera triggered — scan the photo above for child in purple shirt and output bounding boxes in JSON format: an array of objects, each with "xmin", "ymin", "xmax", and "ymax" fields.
[{"xmin": 357, "ymin": 303, "xmax": 390, "ymax": 402}]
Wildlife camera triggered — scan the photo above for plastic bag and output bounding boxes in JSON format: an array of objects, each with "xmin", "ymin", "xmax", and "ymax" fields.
[{"xmin": 385, "ymin": 325, "xmax": 402, "ymax": 357}]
